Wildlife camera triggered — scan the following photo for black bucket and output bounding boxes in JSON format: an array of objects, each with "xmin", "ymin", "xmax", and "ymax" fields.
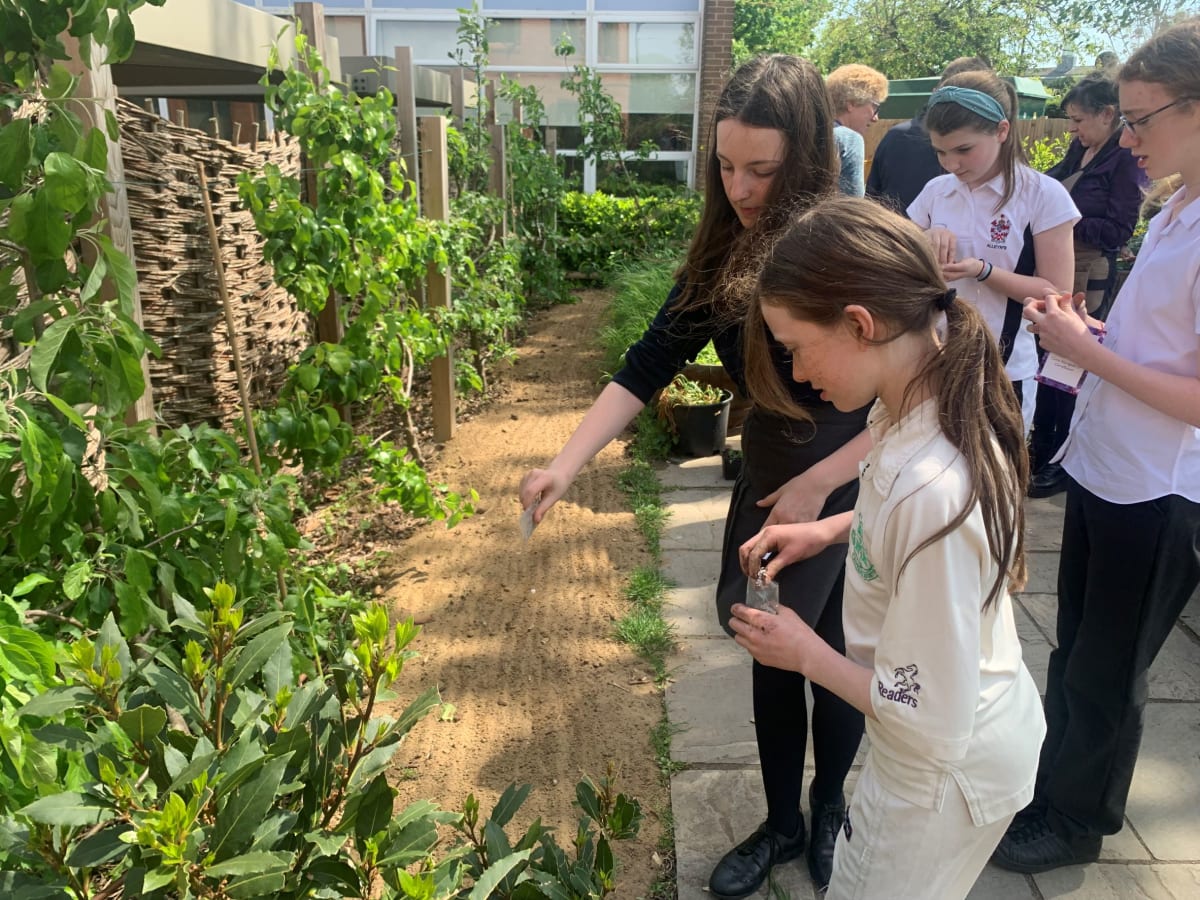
[{"xmin": 670, "ymin": 390, "xmax": 732, "ymax": 457}]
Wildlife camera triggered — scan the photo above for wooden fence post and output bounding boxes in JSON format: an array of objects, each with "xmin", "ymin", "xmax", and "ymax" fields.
[
  {"xmin": 450, "ymin": 68, "xmax": 465, "ymax": 126},
  {"xmin": 484, "ymin": 78, "xmax": 497, "ymax": 126},
  {"xmin": 394, "ymin": 46, "xmax": 421, "ymax": 208},
  {"xmin": 419, "ymin": 116, "xmax": 455, "ymax": 443},
  {"xmin": 61, "ymin": 34, "xmax": 156, "ymax": 428},
  {"xmin": 488, "ymin": 121, "xmax": 508, "ymax": 237},
  {"xmin": 293, "ymin": 2, "xmax": 344, "ymax": 350}
]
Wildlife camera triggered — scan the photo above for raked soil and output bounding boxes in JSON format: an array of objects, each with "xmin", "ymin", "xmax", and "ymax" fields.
[{"xmin": 379, "ymin": 289, "xmax": 670, "ymax": 897}]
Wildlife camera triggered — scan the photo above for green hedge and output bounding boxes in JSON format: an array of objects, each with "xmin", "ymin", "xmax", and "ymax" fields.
[{"xmin": 557, "ymin": 190, "xmax": 701, "ymax": 280}]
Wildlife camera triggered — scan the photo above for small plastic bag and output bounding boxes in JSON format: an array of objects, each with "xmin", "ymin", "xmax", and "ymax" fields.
[{"xmin": 745, "ymin": 566, "xmax": 779, "ymax": 615}]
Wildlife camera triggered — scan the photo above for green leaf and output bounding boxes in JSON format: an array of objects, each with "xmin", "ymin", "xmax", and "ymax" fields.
[
  {"xmin": 45, "ymin": 64, "xmax": 76, "ymax": 100},
  {"xmin": 18, "ymin": 792, "xmax": 112, "ymax": 827},
  {"xmin": 44, "ymin": 394, "xmax": 87, "ymax": 431},
  {"xmin": 117, "ymin": 705, "xmax": 167, "ymax": 746},
  {"xmin": 104, "ymin": 11, "xmax": 136, "ymax": 65},
  {"xmin": 210, "ymin": 754, "xmax": 288, "ymax": 860},
  {"xmin": 227, "ymin": 624, "xmax": 291, "ymax": 689},
  {"xmin": 97, "ymin": 235, "xmax": 139, "ymax": 314},
  {"xmin": 0, "ymin": 119, "xmax": 33, "ymax": 188},
  {"xmin": 66, "ymin": 825, "xmax": 132, "ymax": 867},
  {"xmin": 29, "ymin": 317, "xmax": 75, "ymax": 392},
  {"xmin": 16, "ymin": 191, "xmax": 73, "ymax": 263},
  {"xmin": 10, "ymin": 573, "xmax": 53, "ymax": 598},
  {"xmin": 19, "ymin": 686, "xmax": 93, "ymax": 719},
  {"xmin": 576, "ymin": 780, "xmax": 602, "ymax": 822},
  {"xmin": 352, "ymin": 774, "xmax": 394, "ymax": 842},
  {"xmin": 204, "ymin": 851, "xmax": 293, "ymax": 878},
  {"xmin": 0, "ymin": 627, "xmax": 56, "ymax": 682},
  {"xmin": 80, "ymin": 255, "xmax": 107, "ymax": 302},
  {"xmin": 43, "ymin": 153, "xmax": 91, "ymax": 215},
  {"xmin": 467, "ymin": 849, "xmax": 533, "ymax": 900},
  {"xmin": 62, "ymin": 559, "xmax": 93, "ymax": 601},
  {"xmin": 262, "ymin": 639, "xmax": 292, "ymax": 701},
  {"xmin": 490, "ymin": 783, "xmax": 531, "ymax": 829}
]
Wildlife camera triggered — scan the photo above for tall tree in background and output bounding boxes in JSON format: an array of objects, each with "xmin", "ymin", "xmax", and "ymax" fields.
[
  {"xmin": 809, "ymin": 0, "xmax": 1064, "ymax": 77},
  {"xmin": 1046, "ymin": 0, "xmax": 1200, "ymax": 55},
  {"xmin": 733, "ymin": 0, "xmax": 831, "ymax": 64}
]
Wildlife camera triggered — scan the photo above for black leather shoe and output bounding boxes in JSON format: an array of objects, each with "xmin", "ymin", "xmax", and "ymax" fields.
[
  {"xmin": 806, "ymin": 787, "xmax": 845, "ymax": 891},
  {"xmin": 991, "ymin": 815, "xmax": 1101, "ymax": 874},
  {"xmin": 708, "ymin": 819, "xmax": 806, "ymax": 899},
  {"xmin": 1028, "ymin": 462, "xmax": 1069, "ymax": 498}
]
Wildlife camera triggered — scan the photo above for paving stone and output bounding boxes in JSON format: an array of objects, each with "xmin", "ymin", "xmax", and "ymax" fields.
[
  {"xmin": 666, "ymin": 637, "xmax": 758, "ymax": 765},
  {"xmin": 1124, "ymin": 703, "xmax": 1200, "ymax": 861},
  {"xmin": 661, "ymin": 550, "xmax": 724, "ymax": 638},
  {"xmin": 1025, "ymin": 494, "xmax": 1067, "ymax": 551},
  {"xmin": 659, "ymin": 454, "xmax": 735, "ymax": 490},
  {"xmin": 1024, "ymin": 550, "xmax": 1062, "ymax": 596},
  {"xmin": 1013, "ymin": 600, "xmax": 1052, "ymax": 696},
  {"xmin": 969, "ymin": 865, "xmax": 1037, "ymax": 899},
  {"xmin": 1033, "ymin": 864, "xmax": 1200, "ymax": 898},
  {"xmin": 1180, "ymin": 587, "xmax": 1200, "ymax": 634},
  {"xmin": 662, "ymin": 490, "xmax": 730, "ymax": 552}
]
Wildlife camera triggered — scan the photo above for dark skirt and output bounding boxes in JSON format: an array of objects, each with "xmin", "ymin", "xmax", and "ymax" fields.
[{"xmin": 715, "ymin": 406, "xmax": 867, "ymax": 636}]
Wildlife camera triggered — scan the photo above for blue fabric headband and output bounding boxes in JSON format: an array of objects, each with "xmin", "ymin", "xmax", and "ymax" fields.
[{"xmin": 928, "ymin": 86, "xmax": 1007, "ymax": 123}]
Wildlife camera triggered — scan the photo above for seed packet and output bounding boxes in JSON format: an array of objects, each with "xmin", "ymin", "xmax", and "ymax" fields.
[
  {"xmin": 745, "ymin": 567, "xmax": 779, "ymax": 615},
  {"xmin": 1036, "ymin": 324, "xmax": 1105, "ymax": 395},
  {"xmin": 519, "ymin": 498, "xmax": 539, "ymax": 542}
]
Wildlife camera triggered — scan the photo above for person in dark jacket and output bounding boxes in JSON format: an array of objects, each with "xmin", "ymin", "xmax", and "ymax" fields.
[
  {"xmin": 1027, "ymin": 72, "xmax": 1147, "ymax": 498},
  {"xmin": 519, "ymin": 55, "xmax": 870, "ymax": 898},
  {"xmin": 866, "ymin": 57, "xmax": 992, "ymax": 212}
]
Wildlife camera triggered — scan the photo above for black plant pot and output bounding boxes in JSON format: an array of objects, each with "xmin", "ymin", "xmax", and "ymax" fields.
[{"xmin": 669, "ymin": 390, "xmax": 732, "ymax": 457}]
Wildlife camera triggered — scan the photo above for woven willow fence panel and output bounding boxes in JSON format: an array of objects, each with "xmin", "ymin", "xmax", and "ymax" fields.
[{"xmin": 117, "ymin": 99, "xmax": 309, "ymax": 429}]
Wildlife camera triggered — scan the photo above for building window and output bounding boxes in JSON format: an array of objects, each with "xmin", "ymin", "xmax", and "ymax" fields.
[
  {"xmin": 488, "ymin": 18, "xmax": 585, "ymax": 67},
  {"xmin": 598, "ymin": 22, "xmax": 695, "ymax": 67}
]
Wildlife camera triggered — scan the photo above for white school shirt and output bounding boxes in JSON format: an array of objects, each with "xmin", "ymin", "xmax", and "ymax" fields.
[
  {"xmin": 1060, "ymin": 187, "xmax": 1200, "ymax": 504},
  {"xmin": 908, "ymin": 169, "xmax": 1079, "ymax": 381},
  {"xmin": 843, "ymin": 398, "xmax": 1045, "ymax": 826}
]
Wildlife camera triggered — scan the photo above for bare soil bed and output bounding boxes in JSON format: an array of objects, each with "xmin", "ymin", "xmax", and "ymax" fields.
[{"xmin": 376, "ymin": 290, "xmax": 670, "ymax": 897}]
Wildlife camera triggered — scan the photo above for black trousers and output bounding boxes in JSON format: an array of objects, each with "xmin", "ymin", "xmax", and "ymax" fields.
[
  {"xmin": 1035, "ymin": 479, "xmax": 1200, "ymax": 838},
  {"xmin": 1030, "ymin": 381, "xmax": 1075, "ymax": 470},
  {"xmin": 716, "ymin": 409, "xmax": 867, "ymax": 836}
]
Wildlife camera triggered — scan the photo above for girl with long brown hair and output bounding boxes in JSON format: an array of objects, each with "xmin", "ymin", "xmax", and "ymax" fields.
[
  {"xmin": 731, "ymin": 196, "xmax": 1045, "ymax": 899},
  {"xmin": 519, "ymin": 55, "xmax": 870, "ymax": 896}
]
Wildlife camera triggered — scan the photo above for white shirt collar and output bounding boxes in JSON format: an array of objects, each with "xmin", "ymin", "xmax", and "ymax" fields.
[
  {"xmin": 863, "ymin": 397, "xmax": 943, "ymax": 497},
  {"xmin": 936, "ymin": 171, "xmax": 1006, "ymax": 200}
]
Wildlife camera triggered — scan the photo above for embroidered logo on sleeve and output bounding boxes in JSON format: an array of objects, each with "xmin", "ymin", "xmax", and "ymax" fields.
[
  {"xmin": 850, "ymin": 513, "xmax": 878, "ymax": 583},
  {"xmin": 877, "ymin": 664, "xmax": 921, "ymax": 708}
]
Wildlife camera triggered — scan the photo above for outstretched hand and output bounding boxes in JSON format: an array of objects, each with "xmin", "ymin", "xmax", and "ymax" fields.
[{"xmin": 518, "ymin": 467, "xmax": 571, "ymax": 525}]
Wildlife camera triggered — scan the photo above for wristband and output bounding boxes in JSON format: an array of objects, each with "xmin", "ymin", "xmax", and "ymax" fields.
[{"xmin": 975, "ymin": 259, "xmax": 993, "ymax": 282}]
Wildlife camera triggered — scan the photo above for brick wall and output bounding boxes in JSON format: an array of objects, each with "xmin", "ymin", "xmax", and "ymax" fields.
[{"xmin": 696, "ymin": 0, "xmax": 734, "ymax": 191}]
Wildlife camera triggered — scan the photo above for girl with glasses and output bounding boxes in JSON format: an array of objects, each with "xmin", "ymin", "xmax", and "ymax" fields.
[{"xmin": 993, "ymin": 16, "xmax": 1200, "ymax": 875}]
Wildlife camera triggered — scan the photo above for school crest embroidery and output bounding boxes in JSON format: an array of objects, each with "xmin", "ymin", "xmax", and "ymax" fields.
[
  {"xmin": 850, "ymin": 513, "xmax": 878, "ymax": 583},
  {"xmin": 989, "ymin": 213, "xmax": 1012, "ymax": 248}
]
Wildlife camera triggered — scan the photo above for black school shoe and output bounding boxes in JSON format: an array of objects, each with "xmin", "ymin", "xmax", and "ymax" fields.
[
  {"xmin": 1028, "ymin": 462, "xmax": 1069, "ymax": 499},
  {"xmin": 807, "ymin": 786, "xmax": 845, "ymax": 892},
  {"xmin": 991, "ymin": 814, "xmax": 1101, "ymax": 874},
  {"xmin": 708, "ymin": 819, "xmax": 806, "ymax": 900}
]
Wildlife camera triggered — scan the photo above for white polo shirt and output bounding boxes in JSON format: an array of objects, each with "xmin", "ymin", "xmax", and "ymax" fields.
[
  {"xmin": 908, "ymin": 169, "xmax": 1080, "ymax": 381},
  {"xmin": 1061, "ymin": 187, "xmax": 1200, "ymax": 504},
  {"xmin": 844, "ymin": 398, "xmax": 1045, "ymax": 825}
]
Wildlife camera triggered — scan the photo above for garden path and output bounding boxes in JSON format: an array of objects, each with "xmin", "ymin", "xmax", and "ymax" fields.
[{"xmin": 382, "ymin": 289, "xmax": 670, "ymax": 897}]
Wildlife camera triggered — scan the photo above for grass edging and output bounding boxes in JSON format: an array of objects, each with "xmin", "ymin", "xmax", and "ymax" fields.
[{"xmin": 616, "ymin": 453, "xmax": 684, "ymax": 900}]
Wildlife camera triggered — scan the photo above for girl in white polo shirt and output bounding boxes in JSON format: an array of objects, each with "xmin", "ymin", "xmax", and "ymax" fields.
[
  {"xmin": 992, "ymin": 17, "xmax": 1200, "ymax": 875},
  {"xmin": 729, "ymin": 196, "xmax": 1045, "ymax": 899},
  {"xmin": 908, "ymin": 71, "xmax": 1079, "ymax": 423}
]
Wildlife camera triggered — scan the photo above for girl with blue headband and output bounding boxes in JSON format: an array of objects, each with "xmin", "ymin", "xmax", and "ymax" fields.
[{"xmin": 907, "ymin": 70, "xmax": 1079, "ymax": 427}]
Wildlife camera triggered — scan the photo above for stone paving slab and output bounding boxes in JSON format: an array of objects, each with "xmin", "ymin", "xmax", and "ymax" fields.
[
  {"xmin": 666, "ymin": 636, "xmax": 759, "ymax": 766},
  {"xmin": 1124, "ymin": 702, "xmax": 1200, "ymax": 861},
  {"xmin": 1025, "ymin": 494, "xmax": 1067, "ymax": 549},
  {"xmin": 662, "ymin": 490, "xmax": 730, "ymax": 553},
  {"xmin": 659, "ymin": 455, "xmax": 737, "ymax": 490},
  {"xmin": 661, "ymin": 550, "xmax": 724, "ymax": 638},
  {"xmin": 1033, "ymin": 864, "xmax": 1200, "ymax": 898}
]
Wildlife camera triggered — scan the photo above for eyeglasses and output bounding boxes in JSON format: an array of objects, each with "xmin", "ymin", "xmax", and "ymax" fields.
[
  {"xmin": 1119, "ymin": 97, "xmax": 1193, "ymax": 135},
  {"xmin": 868, "ymin": 100, "xmax": 882, "ymax": 114}
]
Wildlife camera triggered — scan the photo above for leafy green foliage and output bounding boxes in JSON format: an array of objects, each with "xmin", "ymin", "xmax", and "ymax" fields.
[
  {"xmin": 1024, "ymin": 133, "xmax": 1071, "ymax": 173},
  {"xmin": 557, "ymin": 192, "xmax": 700, "ymax": 280},
  {"xmin": 733, "ymin": 0, "xmax": 831, "ymax": 65}
]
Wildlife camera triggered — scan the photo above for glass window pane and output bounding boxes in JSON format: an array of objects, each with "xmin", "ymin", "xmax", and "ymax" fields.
[
  {"xmin": 376, "ymin": 20, "xmax": 459, "ymax": 65},
  {"xmin": 494, "ymin": 73, "xmax": 582, "ymax": 146},
  {"xmin": 600, "ymin": 72, "xmax": 694, "ymax": 114},
  {"xmin": 598, "ymin": 158, "xmax": 691, "ymax": 193},
  {"xmin": 487, "ymin": 18, "xmax": 586, "ymax": 67},
  {"xmin": 598, "ymin": 22, "xmax": 695, "ymax": 66},
  {"xmin": 595, "ymin": 0, "xmax": 699, "ymax": 10}
]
